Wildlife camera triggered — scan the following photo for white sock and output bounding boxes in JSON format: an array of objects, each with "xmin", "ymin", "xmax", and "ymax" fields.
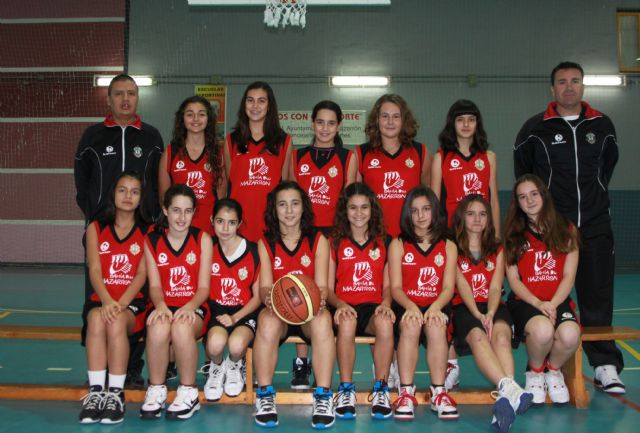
[
  {"xmin": 448, "ymin": 358, "xmax": 458, "ymax": 365},
  {"xmin": 108, "ymin": 373, "xmax": 126, "ymax": 390},
  {"xmin": 88, "ymin": 370, "xmax": 106, "ymax": 389}
]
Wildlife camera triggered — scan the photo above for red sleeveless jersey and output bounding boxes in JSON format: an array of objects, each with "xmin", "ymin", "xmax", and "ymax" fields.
[
  {"xmin": 263, "ymin": 230, "xmax": 322, "ymax": 281},
  {"xmin": 332, "ymin": 237, "xmax": 387, "ymax": 305},
  {"xmin": 515, "ymin": 230, "xmax": 568, "ymax": 302},
  {"xmin": 146, "ymin": 227, "xmax": 203, "ymax": 307},
  {"xmin": 209, "ymin": 239, "xmax": 260, "ymax": 306},
  {"xmin": 357, "ymin": 142, "xmax": 425, "ymax": 237},
  {"xmin": 227, "ymin": 134, "xmax": 291, "ymax": 242},
  {"xmin": 400, "ymin": 239, "xmax": 448, "ymax": 307},
  {"xmin": 167, "ymin": 143, "xmax": 217, "ymax": 235},
  {"xmin": 439, "ymin": 149, "xmax": 491, "ymax": 225},
  {"xmin": 90, "ymin": 221, "xmax": 145, "ymax": 302},
  {"xmin": 293, "ymin": 146, "xmax": 353, "ymax": 228},
  {"xmin": 453, "ymin": 247, "xmax": 502, "ymax": 305}
]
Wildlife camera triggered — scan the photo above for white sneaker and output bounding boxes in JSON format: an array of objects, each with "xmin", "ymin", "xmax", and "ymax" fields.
[
  {"xmin": 498, "ymin": 377, "xmax": 533, "ymax": 414},
  {"xmin": 312, "ymin": 387, "xmax": 335, "ymax": 429},
  {"xmin": 524, "ymin": 371, "xmax": 546, "ymax": 405},
  {"xmin": 166, "ymin": 385, "xmax": 200, "ymax": 420},
  {"xmin": 224, "ymin": 357, "xmax": 245, "ymax": 397},
  {"xmin": 140, "ymin": 384, "xmax": 167, "ymax": 419},
  {"xmin": 370, "ymin": 380, "xmax": 392, "ymax": 419},
  {"xmin": 392, "ymin": 385, "xmax": 417, "ymax": 420},
  {"xmin": 430, "ymin": 386, "xmax": 459, "ymax": 420},
  {"xmin": 255, "ymin": 386, "xmax": 278, "ymax": 427},
  {"xmin": 335, "ymin": 382, "xmax": 356, "ymax": 419},
  {"xmin": 544, "ymin": 370, "xmax": 569, "ymax": 404},
  {"xmin": 444, "ymin": 361, "xmax": 460, "ymax": 390},
  {"xmin": 204, "ymin": 361, "xmax": 225, "ymax": 402},
  {"xmin": 594, "ymin": 365, "xmax": 626, "ymax": 394}
]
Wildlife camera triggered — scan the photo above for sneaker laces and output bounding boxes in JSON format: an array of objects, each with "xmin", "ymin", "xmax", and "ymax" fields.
[
  {"xmin": 80, "ymin": 389, "xmax": 103, "ymax": 409},
  {"xmin": 226, "ymin": 360, "xmax": 243, "ymax": 385},
  {"xmin": 391, "ymin": 388, "xmax": 417, "ymax": 409},
  {"xmin": 173, "ymin": 386, "xmax": 193, "ymax": 407},
  {"xmin": 314, "ymin": 394, "xmax": 333, "ymax": 416},
  {"xmin": 334, "ymin": 386, "xmax": 355, "ymax": 407},
  {"xmin": 199, "ymin": 363, "xmax": 211, "ymax": 377},
  {"xmin": 208, "ymin": 363, "xmax": 224, "ymax": 385},
  {"xmin": 433, "ymin": 390, "xmax": 457, "ymax": 407},
  {"xmin": 257, "ymin": 393, "xmax": 276, "ymax": 414},
  {"xmin": 145, "ymin": 385, "xmax": 166, "ymax": 404},
  {"xmin": 101, "ymin": 391, "xmax": 124, "ymax": 411}
]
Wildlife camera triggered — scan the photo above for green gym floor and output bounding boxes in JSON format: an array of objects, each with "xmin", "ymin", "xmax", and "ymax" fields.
[{"xmin": 1, "ymin": 266, "xmax": 639, "ymax": 432}]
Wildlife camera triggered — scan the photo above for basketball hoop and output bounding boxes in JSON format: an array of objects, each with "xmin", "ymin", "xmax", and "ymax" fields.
[{"xmin": 264, "ymin": 0, "xmax": 307, "ymax": 28}]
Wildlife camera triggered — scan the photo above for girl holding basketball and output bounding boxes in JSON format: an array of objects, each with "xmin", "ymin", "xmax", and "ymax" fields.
[
  {"xmin": 141, "ymin": 184, "xmax": 213, "ymax": 420},
  {"xmin": 327, "ymin": 182, "xmax": 395, "ymax": 420},
  {"xmin": 504, "ymin": 174, "xmax": 580, "ymax": 406},
  {"xmin": 79, "ymin": 172, "xmax": 148, "ymax": 424},
  {"xmin": 451, "ymin": 194, "xmax": 532, "ymax": 433},
  {"xmin": 223, "ymin": 81, "xmax": 292, "ymax": 243},
  {"xmin": 253, "ymin": 181, "xmax": 336, "ymax": 429},
  {"xmin": 203, "ymin": 198, "xmax": 261, "ymax": 401},
  {"xmin": 388, "ymin": 186, "xmax": 458, "ymax": 421},
  {"xmin": 158, "ymin": 95, "xmax": 225, "ymax": 235}
]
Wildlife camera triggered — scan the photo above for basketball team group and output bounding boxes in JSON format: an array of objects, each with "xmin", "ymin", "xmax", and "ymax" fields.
[{"xmin": 73, "ymin": 61, "xmax": 624, "ymax": 432}]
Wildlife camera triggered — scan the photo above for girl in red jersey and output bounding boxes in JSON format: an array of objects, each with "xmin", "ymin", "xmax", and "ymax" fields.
[
  {"xmin": 451, "ymin": 195, "xmax": 532, "ymax": 433},
  {"xmin": 141, "ymin": 184, "xmax": 213, "ymax": 421},
  {"xmin": 253, "ymin": 181, "xmax": 336, "ymax": 429},
  {"xmin": 203, "ymin": 198, "xmax": 261, "ymax": 401},
  {"xmin": 504, "ymin": 174, "xmax": 580, "ymax": 406},
  {"xmin": 79, "ymin": 172, "xmax": 149, "ymax": 424},
  {"xmin": 327, "ymin": 182, "xmax": 395, "ymax": 420},
  {"xmin": 431, "ymin": 100, "xmax": 500, "ymax": 231},
  {"xmin": 159, "ymin": 95, "xmax": 225, "ymax": 235},
  {"xmin": 223, "ymin": 82, "xmax": 293, "ymax": 243},
  {"xmin": 388, "ymin": 186, "xmax": 458, "ymax": 421},
  {"xmin": 357, "ymin": 94, "xmax": 431, "ymax": 238}
]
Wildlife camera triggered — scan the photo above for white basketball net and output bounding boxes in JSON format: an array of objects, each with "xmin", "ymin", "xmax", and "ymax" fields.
[{"xmin": 264, "ymin": 0, "xmax": 307, "ymax": 28}]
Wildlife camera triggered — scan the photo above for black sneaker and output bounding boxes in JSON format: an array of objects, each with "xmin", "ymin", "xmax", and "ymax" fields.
[
  {"xmin": 79, "ymin": 385, "xmax": 104, "ymax": 424},
  {"xmin": 291, "ymin": 357, "xmax": 311, "ymax": 390},
  {"xmin": 125, "ymin": 369, "xmax": 145, "ymax": 389},
  {"xmin": 100, "ymin": 388, "xmax": 125, "ymax": 424},
  {"xmin": 312, "ymin": 387, "xmax": 335, "ymax": 429},
  {"xmin": 255, "ymin": 386, "xmax": 278, "ymax": 427},
  {"xmin": 166, "ymin": 362, "xmax": 178, "ymax": 382}
]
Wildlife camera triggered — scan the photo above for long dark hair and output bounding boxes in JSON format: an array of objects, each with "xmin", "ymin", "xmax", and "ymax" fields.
[
  {"xmin": 171, "ymin": 95, "xmax": 223, "ymax": 188},
  {"xmin": 452, "ymin": 194, "xmax": 500, "ymax": 260},
  {"xmin": 155, "ymin": 184, "xmax": 197, "ymax": 233},
  {"xmin": 365, "ymin": 94, "xmax": 418, "ymax": 149},
  {"xmin": 503, "ymin": 174, "xmax": 579, "ymax": 265},
  {"xmin": 438, "ymin": 99, "xmax": 489, "ymax": 154},
  {"xmin": 213, "ymin": 197, "xmax": 243, "ymax": 225},
  {"xmin": 400, "ymin": 186, "xmax": 447, "ymax": 244},
  {"xmin": 264, "ymin": 181, "xmax": 315, "ymax": 244},
  {"xmin": 331, "ymin": 182, "xmax": 385, "ymax": 250},
  {"xmin": 311, "ymin": 100, "xmax": 344, "ymax": 149},
  {"xmin": 230, "ymin": 81, "xmax": 286, "ymax": 155},
  {"xmin": 101, "ymin": 171, "xmax": 149, "ymax": 227}
]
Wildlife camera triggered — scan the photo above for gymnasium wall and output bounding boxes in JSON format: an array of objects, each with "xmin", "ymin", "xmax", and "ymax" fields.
[{"xmin": 1, "ymin": 0, "xmax": 638, "ymax": 268}]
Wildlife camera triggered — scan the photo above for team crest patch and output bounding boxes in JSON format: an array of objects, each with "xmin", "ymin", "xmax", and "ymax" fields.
[
  {"xmin": 204, "ymin": 163, "xmax": 212, "ymax": 172},
  {"xmin": 328, "ymin": 166, "xmax": 338, "ymax": 178},
  {"xmin": 405, "ymin": 158, "xmax": 415, "ymax": 168},
  {"xmin": 486, "ymin": 260, "xmax": 494, "ymax": 271},
  {"xmin": 301, "ymin": 254, "xmax": 311, "ymax": 267},
  {"xmin": 100, "ymin": 242, "xmax": 110, "ymax": 252},
  {"xmin": 158, "ymin": 253, "xmax": 168, "ymax": 264},
  {"xmin": 133, "ymin": 146, "xmax": 142, "ymax": 158},
  {"xmin": 176, "ymin": 161, "xmax": 185, "ymax": 170},
  {"xmin": 585, "ymin": 132, "xmax": 596, "ymax": 144},
  {"xmin": 129, "ymin": 243, "xmax": 141, "ymax": 255},
  {"xmin": 434, "ymin": 253, "xmax": 445, "ymax": 267},
  {"xmin": 474, "ymin": 159, "xmax": 485, "ymax": 171},
  {"xmin": 369, "ymin": 248, "xmax": 381, "ymax": 260},
  {"xmin": 238, "ymin": 266, "xmax": 248, "ymax": 280},
  {"xmin": 450, "ymin": 159, "xmax": 460, "ymax": 168},
  {"xmin": 186, "ymin": 251, "xmax": 197, "ymax": 265}
]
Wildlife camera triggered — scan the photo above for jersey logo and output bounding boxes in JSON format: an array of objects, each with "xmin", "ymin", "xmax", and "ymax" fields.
[
  {"xmin": 300, "ymin": 163, "xmax": 310, "ymax": 174},
  {"xmin": 274, "ymin": 256, "xmax": 282, "ymax": 268},
  {"xmin": 249, "ymin": 157, "xmax": 269, "ymax": 177},
  {"xmin": 169, "ymin": 266, "xmax": 191, "ymax": 289},
  {"xmin": 328, "ymin": 166, "xmax": 338, "ymax": 178},
  {"xmin": 158, "ymin": 253, "xmax": 168, "ymax": 264},
  {"xmin": 343, "ymin": 247, "xmax": 354, "ymax": 258},
  {"xmin": 368, "ymin": 158, "xmax": 380, "ymax": 169},
  {"xmin": 175, "ymin": 160, "xmax": 186, "ymax": 170},
  {"xmin": 471, "ymin": 273, "xmax": 488, "ymax": 299},
  {"xmin": 459, "ymin": 259, "xmax": 470, "ymax": 272},
  {"xmin": 585, "ymin": 132, "xmax": 596, "ymax": 145},
  {"xmin": 352, "ymin": 261, "xmax": 373, "ymax": 284},
  {"xmin": 309, "ymin": 176, "xmax": 330, "ymax": 195},
  {"xmin": 186, "ymin": 171, "xmax": 206, "ymax": 189},
  {"xmin": 211, "ymin": 262, "xmax": 220, "ymax": 274},
  {"xmin": 100, "ymin": 241, "xmax": 110, "ymax": 253},
  {"xmin": 301, "ymin": 254, "xmax": 311, "ymax": 267},
  {"xmin": 534, "ymin": 251, "xmax": 556, "ymax": 273},
  {"xmin": 109, "ymin": 254, "xmax": 132, "ymax": 276},
  {"xmin": 463, "ymin": 173, "xmax": 482, "ymax": 195},
  {"xmin": 450, "ymin": 158, "xmax": 460, "ymax": 169},
  {"xmin": 220, "ymin": 277, "xmax": 242, "ymax": 298},
  {"xmin": 238, "ymin": 266, "xmax": 248, "ymax": 280},
  {"xmin": 418, "ymin": 267, "xmax": 439, "ymax": 290},
  {"xmin": 404, "ymin": 252, "xmax": 414, "ymax": 263},
  {"xmin": 383, "ymin": 171, "xmax": 405, "ymax": 191},
  {"xmin": 103, "ymin": 146, "xmax": 116, "ymax": 156},
  {"xmin": 474, "ymin": 159, "xmax": 485, "ymax": 171}
]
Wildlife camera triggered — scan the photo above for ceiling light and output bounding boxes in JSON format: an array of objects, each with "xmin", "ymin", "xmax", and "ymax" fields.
[
  {"xmin": 94, "ymin": 75, "xmax": 154, "ymax": 87},
  {"xmin": 330, "ymin": 76, "xmax": 390, "ymax": 87},
  {"xmin": 583, "ymin": 75, "xmax": 625, "ymax": 86}
]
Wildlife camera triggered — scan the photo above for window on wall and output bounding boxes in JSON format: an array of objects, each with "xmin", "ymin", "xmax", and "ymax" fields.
[{"xmin": 617, "ymin": 11, "xmax": 640, "ymax": 72}]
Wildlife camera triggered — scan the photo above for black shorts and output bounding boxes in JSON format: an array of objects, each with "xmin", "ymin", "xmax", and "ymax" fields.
[
  {"xmin": 507, "ymin": 296, "xmax": 578, "ymax": 344},
  {"xmin": 81, "ymin": 297, "xmax": 148, "ymax": 346},
  {"xmin": 330, "ymin": 302, "xmax": 379, "ymax": 337},
  {"xmin": 391, "ymin": 302, "xmax": 452, "ymax": 348},
  {"xmin": 207, "ymin": 301, "xmax": 258, "ymax": 335},
  {"xmin": 452, "ymin": 302, "xmax": 514, "ymax": 356}
]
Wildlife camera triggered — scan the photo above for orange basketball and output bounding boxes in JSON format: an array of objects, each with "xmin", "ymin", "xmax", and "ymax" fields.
[{"xmin": 270, "ymin": 273, "xmax": 321, "ymax": 325}]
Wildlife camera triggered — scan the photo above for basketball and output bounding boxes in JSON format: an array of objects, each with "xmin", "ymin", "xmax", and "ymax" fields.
[{"xmin": 270, "ymin": 273, "xmax": 321, "ymax": 325}]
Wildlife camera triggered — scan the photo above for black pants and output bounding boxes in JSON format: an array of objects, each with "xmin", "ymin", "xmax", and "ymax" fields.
[{"xmin": 575, "ymin": 225, "xmax": 624, "ymax": 373}]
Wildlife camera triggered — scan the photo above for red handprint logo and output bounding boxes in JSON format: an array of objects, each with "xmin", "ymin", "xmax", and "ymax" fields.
[
  {"xmin": 418, "ymin": 267, "xmax": 438, "ymax": 288},
  {"xmin": 471, "ymin": 273, "xmax": 488, "ymax": 298},
  {"xmin": 463, "ymin": 173, "xmax": 482, "ymax": 194},
  {"xmin": 169, "ymin": 266, "xmax": 191, "ymax": 289},
  {"xmin": 186, "ymin": 171, "xmax": 206, "ymax": 189},
  {"xmin": 109, "ymin": 254, "xmax": 132, "ymax": 276},
  {"xmin": 220, "ymin": 277, "xmax": 241, "ymax": 298},
  {"xmin": 383, "ymin": 171, "xmax": 404, "ymax": 191},
  {"xmin": 309, "ymin": 176, "xmax": 329, "ymax": 195},
  {"xmin": 249, "ymin": 157, "xmax": 268, "ymax": 177},
  {"xmin": 352, "ymin": 262, "xmax": 373, "ymax": 283},
  {"xmin": 534, "ymin": 251, "xmax": 556, "ymax": 273}
]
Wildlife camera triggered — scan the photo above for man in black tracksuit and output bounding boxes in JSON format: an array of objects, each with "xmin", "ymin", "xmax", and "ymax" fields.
[
  {"xmin": 513, "ymin": 61, "xmax": 624, "ymax": 394},
  {"xmin": 74, "ymin": 74, "xmax": 163, "ymax": 387}
]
